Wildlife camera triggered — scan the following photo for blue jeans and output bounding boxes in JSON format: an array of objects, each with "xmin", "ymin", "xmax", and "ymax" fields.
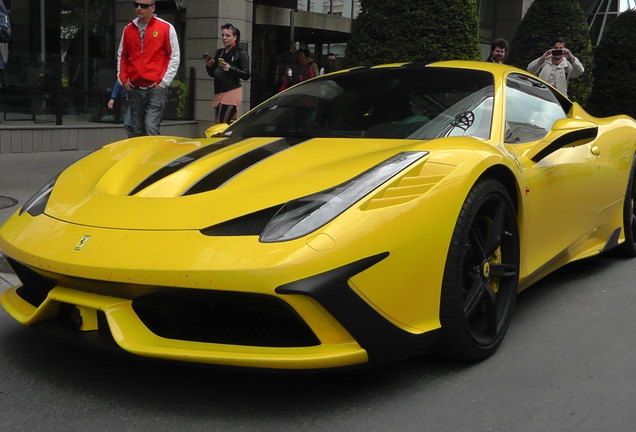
[{"xmin": 127, "ymin": 87, "xmax": 167, "ymax": 136}]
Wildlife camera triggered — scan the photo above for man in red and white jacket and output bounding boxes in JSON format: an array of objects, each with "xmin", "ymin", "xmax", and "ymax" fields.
[{"xmin": 117, "ymin": 1, "xmax": 180, "ymax": 136}]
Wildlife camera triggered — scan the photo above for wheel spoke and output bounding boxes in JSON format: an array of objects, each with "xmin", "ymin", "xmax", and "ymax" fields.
[
  {"xmin": 484, "ymin": 201, "xmax": 505, "ymax": 257},
  {"xmin": 469, "ymin": 223, "xmax": 487, "ymax": 257},
  {"xmin": 463, "ymin": 273, "xmax": 484, "ymax": 317},
  {"xmin": 489, "ymin": 263, "xmax": 518, "ymax": 278},
  {"xmin": 482, "ymin": 283, "xmax": 499, "ymax": 335}
]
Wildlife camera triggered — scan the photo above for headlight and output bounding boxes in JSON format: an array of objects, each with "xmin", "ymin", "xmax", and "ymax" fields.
[
  {"xmin": 260, "ymin": 151, "xmax": 428, "ymax": 242},
  {"xmin": 19, "ymin": 176, "xmax": 58, "ymax": 216}
]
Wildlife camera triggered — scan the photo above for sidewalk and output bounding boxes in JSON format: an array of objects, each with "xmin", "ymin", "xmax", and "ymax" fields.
[
  {"xmin": 0, "ymin": 272, "xmax": 19, "ymax": 291},
  {"xmin": 0, "ymin": 150, "xmax": 92, "ymax": 274}
]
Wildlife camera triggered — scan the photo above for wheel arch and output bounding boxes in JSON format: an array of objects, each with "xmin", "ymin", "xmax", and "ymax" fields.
[{"xmin": 473, "ymin": 164, "xmax": 520, "ymax": 215}]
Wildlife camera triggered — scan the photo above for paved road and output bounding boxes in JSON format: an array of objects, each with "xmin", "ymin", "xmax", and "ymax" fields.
[{"xmin": 1, "ymin": 151, "xmax": 636, "ymax": 431}]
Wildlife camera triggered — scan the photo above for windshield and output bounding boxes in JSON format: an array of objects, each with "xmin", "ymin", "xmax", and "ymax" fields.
[{"xmin": 225, "ymin": 66, "xmax": 495, "ymax": 140}]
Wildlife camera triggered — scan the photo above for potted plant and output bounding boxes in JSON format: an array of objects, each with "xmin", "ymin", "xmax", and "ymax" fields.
[{"xmin": 165, "ymin": 78, "xmax": 187, "ymax": 119}]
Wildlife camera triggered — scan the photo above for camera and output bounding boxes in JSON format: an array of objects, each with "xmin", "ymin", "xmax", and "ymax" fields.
[{"xmin": 552, "ymin": 49, "xmax": 563, "ymax": 56}]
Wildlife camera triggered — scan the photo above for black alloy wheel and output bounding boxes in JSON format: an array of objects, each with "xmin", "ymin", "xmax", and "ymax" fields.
[{"xmin": 434, "ymin": 179, "xmax": 520, "ymax": 361}]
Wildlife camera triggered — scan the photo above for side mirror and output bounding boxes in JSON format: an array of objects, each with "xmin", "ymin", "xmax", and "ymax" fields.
[
  {"xmin": 205, "ymin": 123, "xmax": 230, "ymax": 138},
  {"xmin": 525, "ymin": 118, "xmax": 598, "ymax": 163}
]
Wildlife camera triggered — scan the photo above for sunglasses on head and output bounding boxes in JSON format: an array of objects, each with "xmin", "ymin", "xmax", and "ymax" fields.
[{"xmin": 133, "ymin": 2, "xmax": 153, "ymax": 8}]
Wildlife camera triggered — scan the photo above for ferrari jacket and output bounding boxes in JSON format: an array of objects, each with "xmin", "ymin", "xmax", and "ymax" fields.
[{"xmin": 117, "ymin": 15, "xmax": 180, "ymax": 89}]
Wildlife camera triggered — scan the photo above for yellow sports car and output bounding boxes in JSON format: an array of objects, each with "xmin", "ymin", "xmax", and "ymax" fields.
[{"xmin": 2, "ymin": 61, "xmax": 636, "ymax": 370}]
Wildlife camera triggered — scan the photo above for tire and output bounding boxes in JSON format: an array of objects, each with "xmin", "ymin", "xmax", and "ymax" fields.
[
  {"xmin": 434, "ymin": 179, "xmax": 520, "ymax": 361},
  {"xmin": 619, "ymin": 157, "xmax": 636, "ymax": 257}
]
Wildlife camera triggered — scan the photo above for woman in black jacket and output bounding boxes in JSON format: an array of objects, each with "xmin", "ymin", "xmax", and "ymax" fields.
[{"xmin": 204, "ymin": 23, "xmax": 250, "ymax": 124}]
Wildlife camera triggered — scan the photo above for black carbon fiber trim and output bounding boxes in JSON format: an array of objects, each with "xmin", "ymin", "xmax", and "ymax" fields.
[
  {"xmin": 200, "ymin": 205, "xmax": 283, "ymax": 236},
  {"xmin": 7, "ymin": 258, "xmax": 57, "ymax": 307},
  {"xmin": 182, "ymin": 138, "xmax": 303, "ymax": 195},
  {"xmin": 128, "ymin": 137, "xmax": 244, "ymax": 196},
  {"xmin": 530, "ymin": 127, "xmax": 598, "ymax": 162},
  {"xmin": 275, "ymin": 253, "xmax": 440, "ymax": 364}
]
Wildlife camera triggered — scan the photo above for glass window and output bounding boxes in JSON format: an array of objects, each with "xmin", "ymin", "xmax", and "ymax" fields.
[
  {"xmin": 226, "ymin": 66, "xmax": 494, "ymax": 141},
  {"xmin": 504, "ymin": 73, "xmax": 567, "ymax": 144}
]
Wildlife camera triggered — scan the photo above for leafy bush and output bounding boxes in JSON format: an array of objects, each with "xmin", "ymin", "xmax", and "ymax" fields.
[
  {"xmin": 587, "ymin": 9, "xmax": 636, "ymax": 118},
  {"xmin": 343, "ymin": 0, "xmax": 481, "ymax": 68},
  {"xmin": 168, "ymin": 79, "xmax": 187, "ymax": 120},
  {"xmin": 507, "ymin": 0, "xmax": 593, "ymax": 105}
]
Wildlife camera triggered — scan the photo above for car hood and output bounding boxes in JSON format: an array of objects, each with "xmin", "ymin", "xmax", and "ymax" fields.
[{"xmin": 44, "ymin": 135, "xmax": 432, "ymax": 230}]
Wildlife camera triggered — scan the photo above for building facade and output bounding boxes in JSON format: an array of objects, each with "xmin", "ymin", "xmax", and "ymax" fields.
[{"xmin": 0, "ymin": 0, "xmax": 627, "ymax": 134}]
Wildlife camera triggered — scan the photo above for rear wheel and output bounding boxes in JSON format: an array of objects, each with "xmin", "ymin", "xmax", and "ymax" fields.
[
  {"xmin": 619, "ymin": 157, "xmax": 636, "ymax": 257},
  {"xmin": 434, "ymin": 179, "xmax": 520, "ymax": 361}
]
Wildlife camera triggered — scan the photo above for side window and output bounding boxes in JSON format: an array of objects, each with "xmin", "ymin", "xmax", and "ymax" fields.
[{"xmin": 505, "ymin": 73, "xmax": 567, "ymax": 144}]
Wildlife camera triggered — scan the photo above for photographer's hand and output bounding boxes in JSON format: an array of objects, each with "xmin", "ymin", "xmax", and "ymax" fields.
[{"xmin": 539, "ymin": 49, "xmax": 553, "ymax": 64}]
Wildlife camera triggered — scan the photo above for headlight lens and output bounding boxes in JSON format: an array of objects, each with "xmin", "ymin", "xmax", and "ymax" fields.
[
  {"xmin": 19, "ymin": 176, "xmax": 58, "ymax": 216},
  {"xmin": 260, "ymin": 151, "xmax": 428, "ymax": 242}
]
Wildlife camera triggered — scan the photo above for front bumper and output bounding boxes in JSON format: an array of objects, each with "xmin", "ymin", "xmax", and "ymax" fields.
[
  {"xmin": 1, "ymin": 283, "xmax": 369, "ymax": 369},
  {"xmin": 1, "ymin": 252, "xmax": 440, "ymax": 369},
  {"xmin": 0, "ymin": 214, "xmax": 440, "ymax": 369}
]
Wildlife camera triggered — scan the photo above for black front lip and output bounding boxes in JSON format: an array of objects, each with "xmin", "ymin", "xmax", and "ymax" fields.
[{"xmin": 276, "ymin": 252, "xmax": 440, "ymax": 365}]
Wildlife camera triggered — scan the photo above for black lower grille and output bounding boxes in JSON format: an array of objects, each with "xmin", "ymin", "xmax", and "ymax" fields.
[
  {"xmin": 132, "ymin": 289, "xmax": 320, "ymax": 347},
  {"xmin": 7, "ymin": 257, "xmax": 57, "ymax": 307}
]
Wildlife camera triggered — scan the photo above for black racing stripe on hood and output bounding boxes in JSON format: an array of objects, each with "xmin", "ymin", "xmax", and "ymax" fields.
[
  {"xmin": 182, "ymin": 137, "xmax": 310, "ymax": 196},
  {"xmin": 128, "ymin": 137, "xmax": 245, "ymax": 196}
]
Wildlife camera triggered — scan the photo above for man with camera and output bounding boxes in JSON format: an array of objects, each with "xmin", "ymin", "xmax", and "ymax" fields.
[{"xmin": 527, "ymin": 37, "xmax": 584, "ymax": 96}]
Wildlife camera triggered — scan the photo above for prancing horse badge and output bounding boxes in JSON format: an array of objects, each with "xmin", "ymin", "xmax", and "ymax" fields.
[{"xmin": 74, "ymin": 235, "xmax": 91, "ymax": 251}]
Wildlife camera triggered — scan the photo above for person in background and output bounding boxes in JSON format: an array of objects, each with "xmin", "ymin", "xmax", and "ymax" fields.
[
  {"xmin": 107, "ymin": 80, "xmax": 134, "ymax": 137},
  {"xmin": 302, "ymin": 49, "xmax": 319, "ymax": 78},
  {"xmin": 527, "ymin": 37, "xmax": 584, "ymax": 96},
  {"xmin": 279, "ymin": 50, "xmax": 315, "ymax": 92},
  {"xmin": 486, "ymin": 39, "xmax": 507, "ymax": 64},
  {"xmin": 267, "ymin": 39, "xmax": 294, "ymax": 95},
  {"xmin": 319, "ymin": 52, "xmax": 339, "ymax": 75},
  {"xmin": 204, "ymin": 23, "xmax": 250, "ymax": 124},
  {"xmin": 0, "ymin": 0, "xmax": 11, "ymax": 88},
  {"xmin": 117, "ymin": 0, "xmax": 180, "ymax": 136}
]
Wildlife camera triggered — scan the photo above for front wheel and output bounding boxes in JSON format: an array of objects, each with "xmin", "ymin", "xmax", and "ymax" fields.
[{"xmin": 434, "ymin": 179, "xmax": 520, "ymax": 361}]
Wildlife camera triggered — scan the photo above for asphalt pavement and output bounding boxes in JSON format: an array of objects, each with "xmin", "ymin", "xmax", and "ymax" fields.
[{"xmin": 0, "ymin": 149, "xmax": 92, "ymax": 278}]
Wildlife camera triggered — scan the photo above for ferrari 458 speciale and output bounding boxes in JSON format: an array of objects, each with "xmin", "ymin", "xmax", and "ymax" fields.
[{"xmin": 2, "ymin": 61, "xmax": 636, "ymax": 369}]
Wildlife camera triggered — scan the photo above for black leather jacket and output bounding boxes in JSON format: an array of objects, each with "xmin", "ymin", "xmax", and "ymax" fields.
[{"xmin": 206, "ymin": 46, "xmax": 250, "ymax": 94}]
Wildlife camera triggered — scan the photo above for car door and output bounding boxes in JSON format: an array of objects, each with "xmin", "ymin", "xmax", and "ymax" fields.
[{"xmin": 503, "ymin": 73, "xmax": 612, "ymax": 277}]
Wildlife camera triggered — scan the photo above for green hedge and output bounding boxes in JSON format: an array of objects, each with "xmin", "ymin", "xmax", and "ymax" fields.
[
  {"xmin": 343, "ymin": 0, "xmax": 481, "ymax": 68},
  {"xmin": 507, "ymin": 0, "xmax": 593, "ymax": 105},
  {"xmin": 587, "ymin": 9, "xmax": 636, "ymax": 118}
]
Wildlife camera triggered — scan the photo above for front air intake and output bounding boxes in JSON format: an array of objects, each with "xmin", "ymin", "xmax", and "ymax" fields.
[{"xmin": 132, "ymin": 289, "xmax": 320, "ymax": 347}]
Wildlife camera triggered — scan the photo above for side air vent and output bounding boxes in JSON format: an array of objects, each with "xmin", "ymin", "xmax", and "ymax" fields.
[{"xmin": 361, "ymin": 162, "xmax": 456, "ymax": 210}]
